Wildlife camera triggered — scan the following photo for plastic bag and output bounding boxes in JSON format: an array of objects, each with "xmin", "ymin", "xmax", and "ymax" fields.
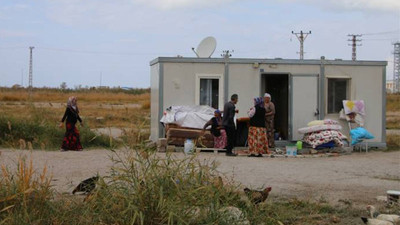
[{"xmin": 350, "ymin": 127, "xmax": 374, "ymax": 145}]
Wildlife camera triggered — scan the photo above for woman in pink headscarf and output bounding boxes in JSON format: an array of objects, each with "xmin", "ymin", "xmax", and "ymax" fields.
[{"xmin": 59, "ymin": 96, "xmax": 83, "ymax": 151}]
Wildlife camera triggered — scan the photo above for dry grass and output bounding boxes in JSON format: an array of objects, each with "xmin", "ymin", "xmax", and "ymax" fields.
[
  {"xmin": 387, "ymin": 134, "xmax": 400, "ymax": 150},
  {"xmin": 387, "ymin": 93, "xmax": 400, "ymax": 112},
  {"xmin": 0, "ymin": 88, "xmax": 150, "ymax": 104},
  {"xmin": 0, "ymin": 150, "xmax": 369, "ymax": 225}
]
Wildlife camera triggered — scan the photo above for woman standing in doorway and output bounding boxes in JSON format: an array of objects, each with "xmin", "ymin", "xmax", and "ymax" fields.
[
  {"xmin": 60, "ymin": 96, "xmax": 83, "ymax": 151},
  {"xmin": 247, "ymin": 97, "xmax": 269, "ymax": 157},
  {"xmin": 264, "ymin": 93, "xmax": 275, "ymax": 148}
]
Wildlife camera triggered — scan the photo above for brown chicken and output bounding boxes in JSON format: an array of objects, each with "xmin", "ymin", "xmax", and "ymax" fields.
[{"xmin": 244, "ymin": 187, "xmax": 272, "ymax": 204}]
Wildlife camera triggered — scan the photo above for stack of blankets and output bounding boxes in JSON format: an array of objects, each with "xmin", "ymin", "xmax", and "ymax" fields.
[{"xmin": 298, "ymin": 119, "xmax": 347, "ymax": 149}]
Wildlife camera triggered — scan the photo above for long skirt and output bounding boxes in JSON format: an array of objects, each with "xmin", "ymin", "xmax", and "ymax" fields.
[
  {"xmin": 61, "ymin": 122, "xmax": 83, "ymax": 151},
  {"xmin": 214, "ymin": 129, "xmax": 227, "ymax": 149},
  {"xmin": 266, "ymin": 118, "xmax": 275, "ymax": 148},
  {"xmin": 248, "ymin": 126, "xmax": 269, "ymax": 155}
]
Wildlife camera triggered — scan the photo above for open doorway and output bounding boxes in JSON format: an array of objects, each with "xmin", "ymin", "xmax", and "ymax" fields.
[{"xmin": 262, "ymin": 74, "xmax": 289, "ymax": 140}]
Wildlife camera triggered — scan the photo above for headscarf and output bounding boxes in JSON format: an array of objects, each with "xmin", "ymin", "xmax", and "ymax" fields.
[
  {"xmin": 254, "ymin": 97, "xmax": 264, "ymax": 108},
  {"xmin": 264, "ymin": 93, "xmax": 271, "ymax": 100},
  {"xmin": 67, "ymin": 96, "xmax": 79, "ymax": 113}
]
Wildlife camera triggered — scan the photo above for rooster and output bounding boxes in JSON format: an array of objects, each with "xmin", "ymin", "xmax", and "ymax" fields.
[
  {"xmin": 72, "ymin": 176, "xmax": 99, "ymax": 194},
  {"xmin": 243, "ymin": 187, "xmax": 272, "ymax": 204}
]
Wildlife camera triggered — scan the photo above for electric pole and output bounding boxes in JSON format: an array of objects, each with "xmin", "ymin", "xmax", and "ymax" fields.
[
  {"xmin": 21, "ymin": 68, "xmax": 24, "ymax": 87},
  {"xmin": 394, "ymin": 42, "xmax": 400, "ymax": 93},
  {"xmin": 28, "ymin": 46, "xmax": 34, "ymax": 97},
  {"xmin": 347, "ymin": 34, "xmax": 362, "ymax": 61},
  {"xmin": 292, "ymin": 30, "xmax": 311, "ymax": 60}
]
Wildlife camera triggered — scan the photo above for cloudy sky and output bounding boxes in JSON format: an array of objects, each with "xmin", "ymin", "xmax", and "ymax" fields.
[{"xmin": 0, "ymin": 0, "xmax": 399, "ymax": 88}]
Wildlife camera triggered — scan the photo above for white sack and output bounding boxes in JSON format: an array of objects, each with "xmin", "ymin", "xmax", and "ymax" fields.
[{"xmin": 160, "ymin": 105, "xmax": 215, "ymax": 129}]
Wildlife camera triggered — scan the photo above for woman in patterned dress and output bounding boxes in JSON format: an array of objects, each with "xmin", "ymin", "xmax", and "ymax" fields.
[
  {"xmin": 202, "ymin": 109, "xmax": 227, "ymax": 149},
  {"xmin": 59, "ymin": 96, "xmax": 83, "ymax": 151},
  {"xmin": 247, "ymin": 97, "xmax": 269, "ymax": 157}
]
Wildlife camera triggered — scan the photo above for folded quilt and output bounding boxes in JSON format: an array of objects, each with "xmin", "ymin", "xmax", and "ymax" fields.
[
  {"xmin": 307, "ymin": 119, "xmax": 339, "ymax": 127},
  {"xmin": 303, "ymin": 130, "xmax": 346, "ymax": 149},
  {"xmin": 298, "ymin": 124, "xmax": 342, "ymax": 134}
]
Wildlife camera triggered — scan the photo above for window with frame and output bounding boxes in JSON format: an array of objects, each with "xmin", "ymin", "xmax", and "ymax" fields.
[
  {"xmin": 199, "ymin": 78, "xmax": 219, "ymax": 109},
  {"xmin": 327, "ymin": 78, "xmax": 349, "ymax": 113}
]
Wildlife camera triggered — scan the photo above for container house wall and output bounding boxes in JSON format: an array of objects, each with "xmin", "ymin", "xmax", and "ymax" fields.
[
  {"xmin": 324, "ymin": 65, "xmax": 385, "ymax": 143},
  {"xmin": 162, "ymin": 63, "xmax": 225, "ymax": 109},
  {"xmin": 150, "ymin": 63, "xmax": 160, "ymax": 141}
]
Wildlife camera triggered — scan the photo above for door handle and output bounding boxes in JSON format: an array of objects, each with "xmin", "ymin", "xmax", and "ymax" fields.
[{"xmin": 314, "ymin": 108, "xmax": 319, "ymax": 116}]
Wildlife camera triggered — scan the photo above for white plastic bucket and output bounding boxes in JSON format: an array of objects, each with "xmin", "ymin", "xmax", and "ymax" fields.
[
  {"xmin": 286, "ymin": 146, "xmax": 297, "ymax": 156},
  {"xmin": 184, "ymin": 139, "xmax": 194, "ymax": 154}
]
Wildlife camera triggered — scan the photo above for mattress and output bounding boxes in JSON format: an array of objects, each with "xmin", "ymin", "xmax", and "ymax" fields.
[
  {"xmin": 298, "ymin": 124, "xmax": 342, "ymax": 134},
  {"xmin": 303, "ymin": 130, "xmax": 346, "ymax": 149}
]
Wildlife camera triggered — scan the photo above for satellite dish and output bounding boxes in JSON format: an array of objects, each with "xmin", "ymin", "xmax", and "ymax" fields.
[{"xmin": 193, "ymin": 36, "xmax": 217, "ymax": 58}]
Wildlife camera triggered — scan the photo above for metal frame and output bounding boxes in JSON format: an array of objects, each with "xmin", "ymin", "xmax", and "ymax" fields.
[
  {"xmin": 158, "ymin": 63, "xmax": 164, "ymax": 138},
  {"xmin": 382, "ymin": 67, "xmax": 387, "ymax": 146},
  {"xmin": 150, "ymin": 57, "xmax": 387, "ymax": 67},
  {"xmin": 260, "ymin": 72, "xmax": 292, "ymax": 140}
]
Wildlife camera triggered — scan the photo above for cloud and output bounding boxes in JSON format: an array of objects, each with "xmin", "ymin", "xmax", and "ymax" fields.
[
  {"xmin": 134, "ymin": 0, "xmax": 240, "ymax": 10},
  {"xmin": 0, "ymin": 30, "xmax": 34, "ymax": 38},
  {"xmin": 287, "ymin": 0, "xmax": 400, "ymax": 12}
]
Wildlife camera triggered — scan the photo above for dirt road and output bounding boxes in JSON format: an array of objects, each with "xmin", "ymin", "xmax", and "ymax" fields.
[{"xmin": 0, "ymin": 149, "xmax": 399, "ymax": 207}]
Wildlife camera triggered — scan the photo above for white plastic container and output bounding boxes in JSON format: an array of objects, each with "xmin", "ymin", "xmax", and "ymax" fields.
[
  {"xmin": 286, "ymin": 146, "xmax": 297, "ymax": 156},
  {"xmin": 184, "ymin": 139, "xmax": 195, "ymax": 154}
]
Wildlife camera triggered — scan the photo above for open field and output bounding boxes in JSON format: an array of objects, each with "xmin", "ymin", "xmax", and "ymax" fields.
[
  {"xmin": 0, "ymin": 149, "xmax": 399, "ymax": 224},
  {"xmin": 0, "ymin": 88, "xmax": 150, "ymax": 149}
]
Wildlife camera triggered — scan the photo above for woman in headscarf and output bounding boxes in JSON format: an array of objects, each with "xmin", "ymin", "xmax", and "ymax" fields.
[
  {"xmin": 264, "ymin": 93, "xmax": 275, "ymax": 148},
  {"xmin": 59, "ymin": 96, "xmax": 83, "ymax": 151},
  {"xmin": 247, "ymin": 97, "xmax": 269, "ymax": 157},
  {"xmin": 202, "ymin": 109, "xmax": 227, "ymax": 149}
]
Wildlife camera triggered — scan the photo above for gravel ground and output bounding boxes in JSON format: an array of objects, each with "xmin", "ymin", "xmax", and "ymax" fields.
[{"xmin": 0, "ymin": 149, "xmax": 399, "ymax": 207}]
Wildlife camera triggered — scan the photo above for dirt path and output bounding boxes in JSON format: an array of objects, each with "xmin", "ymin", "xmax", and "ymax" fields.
[{"xmin": 0, "ymin": 149, "xmax": 399, "ymax": 207}]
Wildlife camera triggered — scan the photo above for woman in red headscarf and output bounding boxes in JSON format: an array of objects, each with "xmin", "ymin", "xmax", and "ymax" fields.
[{"xmin": 59, "ymin": 96, "xmax": 83, "ymax": 151}]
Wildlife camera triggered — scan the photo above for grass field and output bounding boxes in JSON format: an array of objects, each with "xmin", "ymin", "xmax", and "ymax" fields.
[{"xmin": 0, "ymin": 88, "xmax": 150, "ymax": 149}]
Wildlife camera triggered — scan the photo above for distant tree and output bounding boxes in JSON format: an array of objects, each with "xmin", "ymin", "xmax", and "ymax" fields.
[{"xmin": 60, "ymin": 82, "xmax": 67, "ymax": 90}]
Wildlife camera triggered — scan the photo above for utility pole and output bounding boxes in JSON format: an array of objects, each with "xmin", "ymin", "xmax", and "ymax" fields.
[
  {"xmin": 28, "ymin": 46, "xmax": 34, "ymax": 97},
  {"xmin": 21, "ymin": 68, "xmax": 24, "ymax": 87},
  {"xmin": 394, "ymin": 42, "xmax": 400, "ymax": 93},
  {"xmin": 347, "ymin": 34, "xmax": 362, "ymax": 61},
  {"xmin": 292, "ymin": 30, "xmax": 311, "ymax": 60}
]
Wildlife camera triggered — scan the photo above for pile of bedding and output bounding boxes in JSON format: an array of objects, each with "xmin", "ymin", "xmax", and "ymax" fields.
[{"xmin": 299, "ymin": 119, "xmax": 347, "ymax": 149}]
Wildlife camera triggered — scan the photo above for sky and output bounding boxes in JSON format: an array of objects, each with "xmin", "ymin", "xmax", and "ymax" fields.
[{"xmin": 0, "ymin": 0, "xmax": 399, "ymax": 88}]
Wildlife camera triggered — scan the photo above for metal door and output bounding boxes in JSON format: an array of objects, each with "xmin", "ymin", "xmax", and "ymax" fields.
[{"xmin": 290, "ymin": 75, "xmax": 319, "ymax": 140}]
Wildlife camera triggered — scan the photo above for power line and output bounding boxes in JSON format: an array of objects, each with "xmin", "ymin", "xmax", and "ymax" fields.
[
  {"xmin": 348, "ymin": 34, "xmax": 362, "ymax": 61},
  {"xmin": 361, "ymin": 29, "xmax": 400, "ymax": 36},
  {"xmin": 291, "ymin": 30, "xmax": 311, "ymax": 60}
]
